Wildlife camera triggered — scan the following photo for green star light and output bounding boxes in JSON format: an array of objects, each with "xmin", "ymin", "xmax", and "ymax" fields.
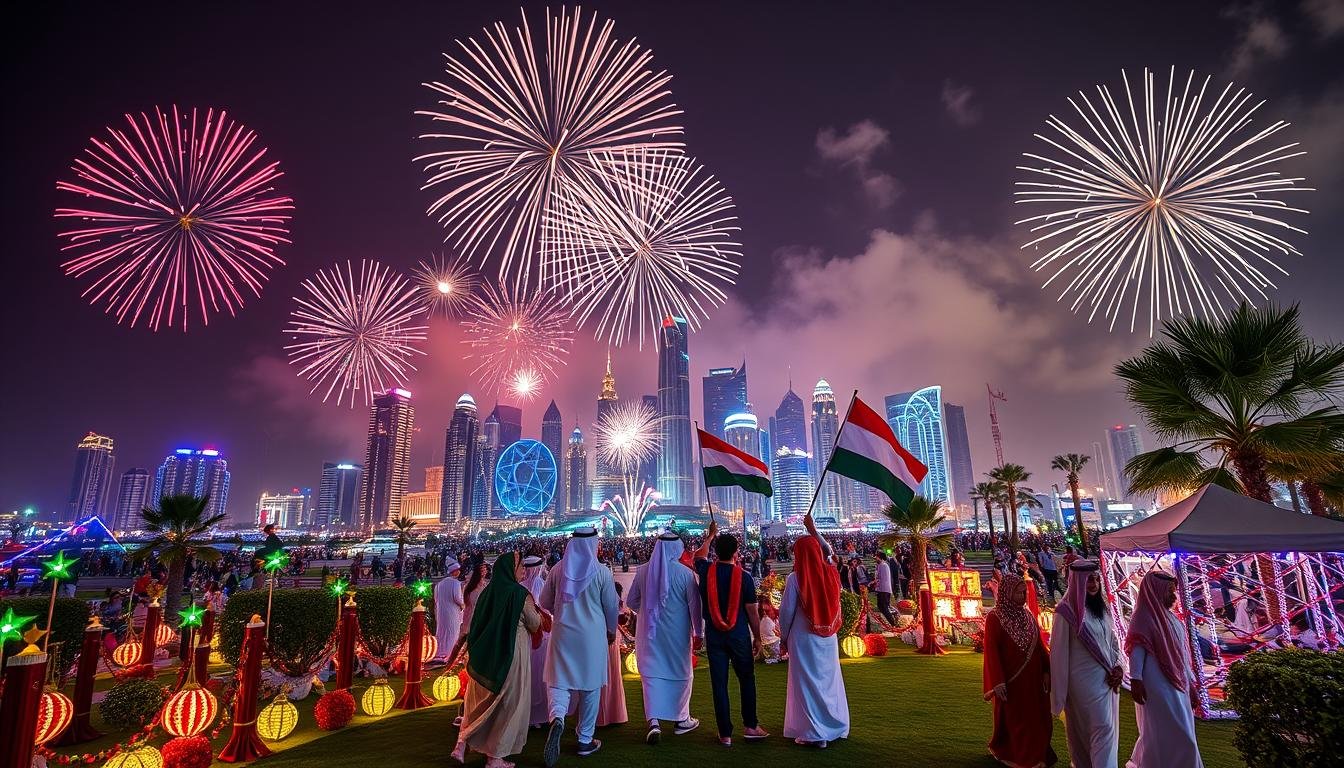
[
  {"xmin": 331, "ymin": 578, "xmax": 349, "ymax": 597},
  {"xmin": 41, "ymin": 550, "xmax": 74, "ymax": 581},
  {"xmin": 411, "ymin": 579, "xmax": 432, "ymax": 597},
  {"xmin": 0, "ymin": 607, "xmax": 35, "ymax": 643},
  {"xmin": 263, "ymin": 550, "xmax": 290, "ymax": 573},
  {"xmin": 179, "ymin": 604, "xmax": 205, "ymax": 628}
]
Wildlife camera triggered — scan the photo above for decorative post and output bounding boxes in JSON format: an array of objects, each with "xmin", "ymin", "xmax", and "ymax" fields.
[
  {"xmin": 194, "ymin": 607, "xmax": 215, "ymax": 686},
  {"xmin": 218, "ymin": 615, "xmax": 272, "ymax": 763},
  {"xmin": 915, "ymin": 585, "xmax": 945, "ymax": 655},
  {"xmin": 174, "ymin": 604, "xmax": 206, "ymax": 692},
  {"xmin": 139, "ymin": 595, "xmax": 162, "ymax": 668},
  {"xmin": 55, "ymin": 617, "xmax": 104, "ymax": 745},
  {"xmin": 395, "ymin": 600, "xmax": 432, "ymax": 710},
  {"xmin": 0, "ymin": 628, "xmax": 50, "ymax": 768},
  {"xmin": 334, "ymin": 592, "xmax": 359, "ymax": 691}
]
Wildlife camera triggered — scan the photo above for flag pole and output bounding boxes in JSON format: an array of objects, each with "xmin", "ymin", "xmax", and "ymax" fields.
[
  {"xmin": 694, "ymin": 422, "xmax": 715, "ymax": 527},
  {"xmin": 800, "ymin": 390, "xmax": 859, "ymax": 526}
]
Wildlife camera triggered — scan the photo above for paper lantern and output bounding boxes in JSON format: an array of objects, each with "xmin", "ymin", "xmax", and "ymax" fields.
[
  {"xmin": 1037, "ymin": 608, "xmax": 1054, "ymax": 634},
  {"xmin": 314, "ymin": 689, "xmax": 355, "ymax": 730},
  {"xmin": 420, "ymin": 634, "xmax": 438, "ymax": 663},
  {"xmin": 155, "ymin": 623, "xmax": 179, "ymax": 646},
  {"xmin": 361, "ymin": 678, "xmax": 395, "ymax": 717},
  {"xmin": 840, "ymin": 634, "xmax": 867, "ymax": 658},
  {"xmin": 112, "ymin": 640, "xmax": 142, "ymax": 667},
  {"xmin": 161, "ymin": 684, "xmax": 219, "ymax": 737},
  {"xmin": 35, "ymin": 688, "xmax": 74, "ymax": 745},
  {"xmin": 257, "ymin": 694, "xmax": 300, "ymax": 740},
  {"xmin": 432, "ymin": 672, "xmax": 462, "ymax": 702},
  {"xmin": 623, "ymin": 652, "xmax": 639, "ymax": 676},
  {"xmin": 103, "ymin": 745, "xmax": 164, "ymax": 768}
]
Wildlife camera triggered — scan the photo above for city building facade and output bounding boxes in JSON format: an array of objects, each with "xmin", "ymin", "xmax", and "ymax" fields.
[
  {"xmin": 439, "ymin": 394, "xmax": 479, "ymax": 524},
  {"xmin": 317, "ymin": 462, "xmax": 361, "ymax": 528},
  {"xmin": 810, "ymin": 379, "xmax": 843, "ymax": 522},
  {"xmin": 657, "ymin": 316, "xmax": 695, "ymax": 506},
  {"xmin": 154, "ymin": 448, "xmax": 231, "ymax": 521},
  {"xmin": 772, "ymin": 447, "xmax": 814, "ymax": 521},
  {"xmin": 885, "ymin": 386, "xmax": 951, "ymax": 507},
  {"xmin": 358, "ymin": 388, "xmax": 415, "ymax": 530},
  {"xmin": 566, "ymin": 424, "xmax": 588, "ymax": 516},
  {"xmin": 67, "ymin": 432, "xmax": 116, "ymax": 522},
  {"xmin": 541, "ymin": 400, "xmax": 565, "ymax": 518},
  {"xmin": 943, "ymin": 402, "xmax": 975, "ymax": 512},
  {"xmin": 113, "ymin": 468, "xmax": 150, "ymax": 531},
  {"xmin": 702, "ymin": 363, "xmax": 748, "ymax": 440}
]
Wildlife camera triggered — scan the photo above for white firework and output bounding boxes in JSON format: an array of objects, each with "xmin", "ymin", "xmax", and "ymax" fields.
[
  {"xmin": 416, "ymin": 6, "xmax": 684, "ymax": 292},
  {"xmin": 545, "ymin": 148, "xmax": 741, "ymax": 348},
  {"xmin": 507, "ymin": 366, "xmax": 544, "ymax": 403},
  {"xmin": 413, "ymin": 254, "xmax": 477, "ymax": 318},
  {"xmin": 601, "ymin": 485, "xmax": 662, "ymax": 535},
  {"xmin": 460, "ymin": 281, "xmax": 574, "ymax": 393},
  {"xmin": 1015, "ymin": 67, "xmax": 1311, "ymax": 334},
  {"xmin": 592, "ymin": 399, "xmax": 661, "ymax": 474}
]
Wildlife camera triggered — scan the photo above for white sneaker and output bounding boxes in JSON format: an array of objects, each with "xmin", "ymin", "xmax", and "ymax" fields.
[{"xmin": 673, "ymin": 717, "xmax": 700, "ymax": 735}]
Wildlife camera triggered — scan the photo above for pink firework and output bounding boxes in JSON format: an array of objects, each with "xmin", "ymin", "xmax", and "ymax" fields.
[
  {"xmin": 55, "ymin": 105, "xmax": 293, "ymax": 331},
  {"xmin": 284, "ymin": 260, "xmax": 428, "ymax": 408},
  {"xmin": 460, "ymin": 282, "xmax": 573, "ymax": 393}
]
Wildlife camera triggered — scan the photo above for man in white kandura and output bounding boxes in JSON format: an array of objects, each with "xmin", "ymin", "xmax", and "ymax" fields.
[
  {"xmin": 521, "ymin": 554, "xmax": 552, "ymax": 729},
  {"xmin": 434, "ymin": 559, "xmax": 465, "ymax": 661},
  {"xmin": 1049, "ymin": 560, "xmax": 1122, "ymax": 768},
  {"xmin": 1125, "ymin": 570, "xmax": 1204, "ymax": 768},
  {"xmin": 626, "ymin": 530, "xmax": 704, "ymax": 745},
  {"xmin": 540, "ymin": 528, "xmax": 618, "ymax": 766}
]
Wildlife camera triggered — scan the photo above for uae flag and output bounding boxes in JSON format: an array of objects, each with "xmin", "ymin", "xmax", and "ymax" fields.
[
  {"xmin": 828, "ymin": 396, "xmax": 928, "ymax": 511},
  {"xmin": 698, "ymin": 429, "xmax": 773, "ymax": 497}
]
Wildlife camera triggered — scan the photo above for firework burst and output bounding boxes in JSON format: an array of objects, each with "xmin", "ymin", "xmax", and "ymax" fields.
[
  {"xmin": 601, "ymin": 485, "xmax": 662, "ymax": 535},
  {"xmin": 507, "ymin": 366, "xmax": 545, "ymax": 403},
  {"xmin": 413, "ymin": 254, "xmax": 477, "ymax": 318},
  {"xmin": 284, "ymin": 260, "xmax": 428, "ymax": 408},
  {"xmin": 593, "ymin": 399, "xmax": 661, "ymax": 474},
  {"xmin": 416, "ymin": 6, "xmax": 684, "ymax": 292},
  {"xmin": 546, "ymin": 148, "xmax": 741, "ymax": 348},
  {"xmin": 460, "ymin": 282, "xmax": 574, "ymax": 393},
  {"xmin": 55, "ymin": 105, "xmax": 293, "ymax": 331},
  {"xmin": 1015, "ymin": 67, "xmax": 1311, "ymax": 334}
]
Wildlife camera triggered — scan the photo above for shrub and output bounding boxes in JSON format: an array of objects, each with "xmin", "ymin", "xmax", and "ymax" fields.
[
  {"xmin": 1225, "ymin": 648, "xmax": 1344, "ymax": 768},
  {"xmin": 839, "ymin": 591, "xmax": 862, "ymax": 638},
  {"xmin": 0, "ymin": 597, "xmax": 89, "ymax": 673},
  {"xmin": 355, "ymin": 586, "xmax": 415, "ymax": 661},
  {"xmin": 314, "ymin": 689, "xmax": 355, "ymax": 730},
  {"xmin": 218, "ymin": 588, "xmax": 337, "ymax": 675},
  {"xmin": 99, "ymin": 677, "xmax": 167, "ymax": 730}
]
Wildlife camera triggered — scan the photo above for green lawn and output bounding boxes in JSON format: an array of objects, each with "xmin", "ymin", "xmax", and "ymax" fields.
[{"xmin": 255, "ymin": 645, "xmax": 1243, "ymax": 768}]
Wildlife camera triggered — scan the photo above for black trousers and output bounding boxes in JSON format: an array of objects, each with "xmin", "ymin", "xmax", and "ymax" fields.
[
  {"xmin": 706, "ymin": 632, "xmax": 757, "ymax": 737},
  {"xmin": 876, "ymin": 590, "xmax": 896, "ymax": 623},
  {"xmin": 1043, "ymin": 569, "xmax": 1060, "ymax": 601}
]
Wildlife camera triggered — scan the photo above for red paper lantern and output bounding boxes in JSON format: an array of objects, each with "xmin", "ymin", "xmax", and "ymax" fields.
[
  {"xmin": 313, "ymin": 689, "xmax": 355, "ymax": 731},
  {"xmin": 420, "ymin": 634, "xmax": 438, "ymax": 663},
  {"xmin": 863, "ymin": 633, "xmax": 889, "ymax": 657},
  {"xmin": 161, "ymin": 735, "xmax": 212, "ymax": 768},
  {"xmin": 161, "ymin": 685, "xmax": 218, "ymax": 738},
  {"xmin": 155, "ymin": 624, "xmax": 179, "ymax": 646},
  {"xmin": 35, "ymin": 688, "xmax": 74, "ymax": 745},
  {"xmin": 112, "ymin": 641, "xmax": 142, "ymax": 667}
]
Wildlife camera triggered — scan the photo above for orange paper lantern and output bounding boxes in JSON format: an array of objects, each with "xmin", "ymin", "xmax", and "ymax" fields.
[
  {"xmin": 420, "ymin": 634, "xmax": 438, "ymax": 663},
  {"xmin": 161, "ymin": 684, "xmax": 219, "ymax": 737},
  {"xmin": 154, "ymin": 623, "xmax": 179, "ymax": 646},
  {"xmin": 112, "ymin": 640, "xmax": 142, "ymax": 667},
  {"xmin": 35, "ymin": 688, "xmax": 74, "ymax": 746}
]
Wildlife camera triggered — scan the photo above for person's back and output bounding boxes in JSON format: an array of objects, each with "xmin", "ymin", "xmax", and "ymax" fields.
[{"xmin": 694, "ymin": 527, "xmax": 766, "ymax": 746}]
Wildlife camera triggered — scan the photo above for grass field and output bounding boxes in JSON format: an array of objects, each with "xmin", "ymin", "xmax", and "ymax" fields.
[{"xmin": 255, "ymin": 645, "xmax": 1243, "ymax": 768}]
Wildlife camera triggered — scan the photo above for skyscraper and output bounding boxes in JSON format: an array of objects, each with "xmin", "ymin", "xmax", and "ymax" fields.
[
  {"xmin": 439, "ymin": 394, "xmax": 479, "ymax": 524},
  {"xmin": 639, "ymin": 394, "xmax": 659, "ymax": 492},
  {"xmin": 541, "ymin": 400, "xmax": 565, "ymax": 518},
  {"xmin": 154, "ymin": 448, "xmax": 231, "ymax": 521},
  {"xmin": 317, "ymin": 462, "xmax": 361, "ymax": 528},
  {"xmin": 1090, "ymin": 440, "xmax": 1114, "ymax": 497},
  {"xmin": 592, "ymin": 355, "xmax": 622, "ymax": 508},
  {"xmin": 702, "ymin": 362, "xmax": 748, "ymax": 440},
  {"xmin": 1107, "ymin": 424, "xmax": 1144, "ymax": 500},
  {"xmin": 724, "ymin": 412, "xmax": 767, "ymax": 528},
  {"xmin": 257, "ymin": 490, "xmax": 307, "ymax": 528},
  {"xmin": 943, "ymin": 402, "xmax": 975, "ymax": 511},
  {"xmin": 773, "ymin": 386, "xmax": 808, "ymax": 453},
  {"xmin": 399, "ymin": 466, "xmax": 443, "ymax": 525},
  {"xmin": 758, "ymin": 426, "xmax": 774, "ymax": 520},
  {"xmin": 810, "ymin": 379, "xmax": 842, "ymax": 522},
  {"xmin": 657, "ymin": 316, "xmax": 694, "ymax": 505},
  {"xmin": 114, "ymin": 468, "xmax": 150, "ymax": 531},
  {"xmin": 566, "ymin": 425, "xmax": 589, "ymax": 517},
  {"xmin": 479, "ymin": 410, "xmax": 501, "ymax": 517},
  {"xmin": 67, "ymin": 432, "xmax": 116, "ymax": 522},
  {"xmin": 885, "ymin": 386, "xmax": 951, "ymax": 507},
  {"xmin": 772, "ymin": 447, "xmax": 813, "ymax": 521},
  {"xmin": 358, "ymin": 388, "xmax": 415, "ymax": 530},
  {"xmin": 494, "ymin": 404, "xmax": 523, "ymax": 449}
]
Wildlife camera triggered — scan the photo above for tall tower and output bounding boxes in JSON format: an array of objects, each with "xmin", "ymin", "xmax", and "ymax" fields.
[
  {"xmin": 885, "ymin": 387, "xmax": 951, "ymax": 507},
  {"xmin": 358, "ymin": 388, "xmax": 415, "ymax": 530},
  {"xmin": 566, "ymin": 425, "xmax": 589, "ymax": 517},
  {"xmin": 657, "ymin": 317, "xmax": 694, "ymax": 506},
  {"xmin": 317, "ymin": 462, "xmax": 361, "ymax": 528},
  {"xmin": 773, "ymin": 386, "xmax": 808, "ymax": 453},
  {"xmin": 153, "ymin": 448, "xmax": 231, "ymax": 521},
  {"xmin": 772, "ymin": 447, "xmax": 814, "ymax": 521},
  {"xmin": 639, "ymin": 394, "xmax": 659, "ymax": 492},
  {"xmin": 593, "ymin": 353, "xmax": 621, "ymax": 508},
  {"xmin": 494, "ymin": 404, "xmax": 523, "ymax": 449},
  {"xmin": 67, "ymin": 432, "xmax": 116, "ymax": 522},
  {"xmin": 541, "ymin": 400, "xmax": 565, "ymax": 518},
  {"xmin": 440, "ymin": 394, "xmax": 480, "ymax": 524},
  {"xmin": 810, "ymin": 380, "xmax": 842, "ymax": 522},
  {"xmin": 943, "ymin": 402, "xmax": 975, "ymax": 513},
  {"xmin": 1108, "ymin": 424, "xmax": 1144, "ymax": 500},
  {"xmin": 114, "ymin": 468, "xmax": 150, "ymax": 531},
  {"xmin": 724, "ymin": 412, "xmax": 767, "ymax": 528},
  {"xmin": 479, "ymin": 410, "xmax": 501, "ymax": 517},
  {"xmin": 702, "ymin": 362, "xmax": 748, "ymax": 440}
]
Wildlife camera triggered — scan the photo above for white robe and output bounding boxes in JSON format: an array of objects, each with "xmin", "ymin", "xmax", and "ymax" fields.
[
  {"xmin": 433, "ymin": 576, "xmax": 464, "ymax": 658},
  {"xmin": 626, "ymin": 559, "xmax": 703, "ymax": 722},
  {"xmin": 779, "ymin": 573, "xmax": 850, "ymax": 742},
  {"xmin": 540, "ymin": 560, "xmax": 618, "ymax": 692},
  {"xmin": 523, "ymin": 572, "xmax": 551, "ymax": 726},
  {"xmin": 1126, "ymin": 613, "xmax": 1204, "ymax": 768},
  {"xmin": 1050, "ymin": 612, "xmax": 1120, "ymax": 768}
]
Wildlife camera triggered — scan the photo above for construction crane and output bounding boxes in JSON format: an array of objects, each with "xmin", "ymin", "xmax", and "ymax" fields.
[{"xmin": 987, "ymin": 383, "xmax": 1007, "ymax": 466}]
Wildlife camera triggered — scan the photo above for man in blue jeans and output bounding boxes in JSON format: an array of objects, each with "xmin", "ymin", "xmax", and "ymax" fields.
[{"xmin": 693, "ymin": 520, "xmax": 769, "ymax": 746}]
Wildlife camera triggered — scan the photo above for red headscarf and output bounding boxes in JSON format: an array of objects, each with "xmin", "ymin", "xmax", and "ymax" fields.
[
  {"xmin": 1124, "ymin": 571, "xmax": 1189, "ymax": 690},
  {"xmin": 793, "ymin": 536, "xmax": 842, "ymax": 637}
]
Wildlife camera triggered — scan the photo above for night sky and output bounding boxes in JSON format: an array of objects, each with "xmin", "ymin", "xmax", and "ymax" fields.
[{"xmin": 3, "ymin": 1, "xmax": 1342, "ymax": 521}]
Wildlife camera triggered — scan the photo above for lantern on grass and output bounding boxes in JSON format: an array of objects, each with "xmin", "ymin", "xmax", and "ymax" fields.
[
  {"xmin": 840, "ymin": 635, "xmax": 867, "ymax": 658},
  {"xmin": 257, "ymin": 694, "xmax": 300, "ymax": 740},
  {"xmin": 361, "ymin": 678, "xmax": 395, "ymax": 716},
  {"xmin": 161, "ymin": 684, "xmax": 219, "ymax": 737},
  {"xmin": 103, "ymin": 745, "xmax": 164, "ymax": 768},
  {"xmin": 420, "ymin": 634, "xmax": 439, "ymax": 663},
  {"xmin": 432, "ymin": 672, "xmax": 462, "ymax": 702},
  {"xmin": 1037, "ymin": 607, "xmax": 1054, "ymax": 635},
  {"xmin": 623, "ymin": 652, "xmax": 639, "ymax": 676},
  {"xmin": 35, "ymin": 687, "xmax": 74, "ymax": 745}
]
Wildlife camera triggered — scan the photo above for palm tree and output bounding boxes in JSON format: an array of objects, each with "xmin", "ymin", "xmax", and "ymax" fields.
[
  {"xmin": 971, "ymin": 481, "xmax": 1001, "ymax": 548},
  {"xmin": 133, "ymin": 494, "xmax": 225, "ymax": 619},
  {"xmin": 879, "ymin": 496, "xmax": 955, "ymax": 594},
  {"xmin": 391, "ymin": 515, "xmax": 418, "ymax": 564},
  {"xmin": 1051, "ymin": 453, "xmax": 1092, "ymax": 555},
  {"xmin": 1115, "ymin": 303, "xmax": 1344, "ymax": 501},
  {"xmin": 988, "ymin": 464, "xmax": 1036, "ymax": 552}
]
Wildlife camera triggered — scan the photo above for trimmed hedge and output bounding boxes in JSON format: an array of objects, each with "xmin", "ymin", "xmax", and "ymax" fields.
[
  {"xmin": 839, "ymin": 591, "xmax": 862, "ymax": 638},
  {"xmin": 219, "ymin": 588, "xmax": 339, "ymax": 674},
  {"xmin": 99, "ymin": 678, "xmax": 167, "ymax": 730},
  {"xmin": 1225, "ymin": 648, "xmax": 1344, "ymax": 767},
  {"xmin": 0, "ymin": 597, "xmax": 89, "ymax": 673},
  {"xmin": 355, "ymin": 586, "xmax": 415, "ymax": 660}
]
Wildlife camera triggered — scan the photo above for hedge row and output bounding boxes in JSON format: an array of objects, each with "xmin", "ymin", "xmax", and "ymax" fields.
[
  {"xmin": 0, "ymin": 597, "xmax": 89, "ymax": 672},
  {"xmin": 1226, "ymin": 648, "xmax": 1344, "ymax": 767}
]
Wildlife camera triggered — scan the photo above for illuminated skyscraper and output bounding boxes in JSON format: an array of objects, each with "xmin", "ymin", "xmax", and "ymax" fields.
[
  {"xmin": 772, "ymin": 447, "xmax": 813, "ymax": 521},
  {"xmin": 773, "ymin": 386, "xmax": 808, "ymax": 453},
  {"xmin": 639, "ymin": 394, "xmax": 659, "ymax": 492},
  {"xmin": 114, "ymin": 468, "xmax": 150, "ymax": 531},
  {"xmin": 592, "ymin": 354, "xmax": 622, "ymax": 508},
  {"xmin": 317, "ymin": 462, "xmax": 361, "ymax": 528},
  {"xmin": 657, "ymin": 317, "xmax": 695, "ymax": 506},
  {"xmin": 810, "ymin": 380, "xmax": 842, "ymax": 522},
  {"xmin": 478, "ymin": 410, "xmax": 501, "ymax": 517},
  {"xmin": 541, "ymin": 400, "xmax": 565, "ymax": 518},
  {"xmin": 1107, "ymin": 424, "xmax": 1144, "ymax": 500},
  {"xmin": 724, "ymin": 412, "xmax": 767, "ymax": 528},
  {"xmin": 494, "ymin": 404, "xmax": 523, "ymax": 449},
  {"xmin": 439, "ymin": 394, "xmax": 479, "ymax": 524},
  {"xmin": 358, "ymin": 388, "xmax": 415, "ymax": 530},
  {"xmin": 67, "ymin": 432, "xmax": 116, "ymax": 522},
  {"xmin": 702, "ymin": 363, "xmax": 747, "ymax": 440},
  {"xmin": 154, "ymin": 448, "xmax": 231, "ymax": 521},
  {"xmin": 257, "ymin": 489, "xmax": 308, "ymax": 529},
  {"xmin": 885, "ymin": 386, "xmax": 951, "ymax": 507},
  {"xmin": 943, "ymin": 402, "xmax": 975, "ymax": 511},
  {"xmin": 400, "ymin": 466, "xmax": 443, "ymax": 525},
  {"xmin": 566, "ymin": 425, "xmax": 589, "ymax": 516}
]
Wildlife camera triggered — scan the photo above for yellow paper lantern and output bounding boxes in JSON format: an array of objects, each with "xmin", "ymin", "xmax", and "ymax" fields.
[
  {"xmin": 840, "ymin": 634, "xmax": 866, "ymax": 658},
  {"xmin": 35, "ymin": 689, "xmax": 74, "ymax": 746},
  {"xmin": 154, "ymin": 623, "xmax": 179, "ymax": 646},
  {"xmin": 420, "ymin": 634, "xmax": 439, "ymax": 663},
  {"xmin": 432, "ymin": 672, "xmax": 462, "ymax": 702},
  {"xmin": 161, "ymin": 684, "xmax": 218, "ymax": 738},
  {"xmin": 257, "ymin": 694, "xmax": 300, "ymax": 740},
  {"xmin": 361, "ymin": 678, "xmax": 395, "ymax": 717},
  {"xmin": 1037, "ymin": 608, "xmax": 1054, "ymax": 634},
  {"xmin": 112, "ymin": 641, "xmax": 142, "ymax": 667},
  {"xmin": 103, "ymin": 745, "xmax": 164, "ymax": 768},
  {"xmin": 623, "ymin": 652, "xmax": 639, "ymax": 676}
]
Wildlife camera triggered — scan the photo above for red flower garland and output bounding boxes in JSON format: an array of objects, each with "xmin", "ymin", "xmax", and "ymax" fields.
[
  {"xmin": 314, "ymin": 689, "xmax": 356, "ymax": 730},
  {"xmin": 162, "ymin": 736, "xmax": 213, "ymax": 768}
]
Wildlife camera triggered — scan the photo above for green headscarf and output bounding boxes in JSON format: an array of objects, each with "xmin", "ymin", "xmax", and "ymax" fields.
[{"xmin": 466, "ymin": 552, "xmax": 529, "ymax": 693}]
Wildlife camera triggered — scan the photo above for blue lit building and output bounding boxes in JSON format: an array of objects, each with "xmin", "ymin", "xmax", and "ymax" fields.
[
  {"xmin": 657, "ymin": 316, "xmax": 695, "ymax": 506},
  {"xmin": 772, "ymin": 447, "xmax": 813, "ymax": 521},
  {"xmin": 493, "ymin": 440, "xmax": 557, "ymax": 516},
  {"xmin": 884, "ymin": 386, "xmax": 950, "ymax": 507},
  {"xmin": 702, "ymin": 362, "xmax": 747, "ymax": 440},
  {"xmin": 154, "ymin": 447, "xmax": 231, "ymax": 521},
  {"xmin": 317, "ymin": 462, "xmax": 361, "ymax": 528}
]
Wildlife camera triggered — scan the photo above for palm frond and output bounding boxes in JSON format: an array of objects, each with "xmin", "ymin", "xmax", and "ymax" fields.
[{"xmin": 1125, "ymin": 447, "xmax": 1211, "ymax": 495}]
